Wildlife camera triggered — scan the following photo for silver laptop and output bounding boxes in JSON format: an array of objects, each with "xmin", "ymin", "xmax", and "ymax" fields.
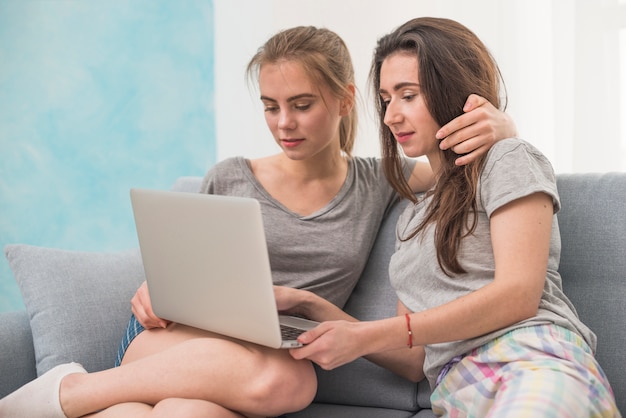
[{"xmin": 130, "ymin": 188, "xmax": 318, "ymax": 349}]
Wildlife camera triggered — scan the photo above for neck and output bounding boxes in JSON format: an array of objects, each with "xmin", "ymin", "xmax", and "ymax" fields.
[
  {"xmin": 426, "ymin": 151, "xmax": 442, "ymax": 179},
  {"xmin": 279, "ymin": 147, "xmax": 347, "ymax": 182}
]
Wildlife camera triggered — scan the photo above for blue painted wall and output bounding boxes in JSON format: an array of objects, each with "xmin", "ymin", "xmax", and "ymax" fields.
[{"xmin": 0, "ymin": 0, "xmax": 215, "ymax": 311}]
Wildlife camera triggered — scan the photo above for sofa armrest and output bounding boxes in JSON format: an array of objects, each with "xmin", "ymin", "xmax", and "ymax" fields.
[{"xmin": 0, "ymin": 310, "xmax": 37, "ymax": 398}]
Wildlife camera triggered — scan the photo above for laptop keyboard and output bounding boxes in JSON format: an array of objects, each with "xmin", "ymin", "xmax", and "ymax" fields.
[{"xmin": 280, "ymin": 324, "xmax": 306, "ymax": 340}]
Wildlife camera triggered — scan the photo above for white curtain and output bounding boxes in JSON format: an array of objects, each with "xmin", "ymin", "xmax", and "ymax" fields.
[{"xmin": 214, "ymin": 0, "xmax": 626, "ymax": 173}]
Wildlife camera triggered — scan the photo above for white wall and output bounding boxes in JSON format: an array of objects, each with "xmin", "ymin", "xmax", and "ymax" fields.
[{"xmin": 214, "ymin": 0, "xmax": 626, "ymax": 173}]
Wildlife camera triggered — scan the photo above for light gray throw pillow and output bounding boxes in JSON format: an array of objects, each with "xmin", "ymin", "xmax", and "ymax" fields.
[{"xmin": 4, "ymin": 244, "xmax": 145, "ymax": 376}]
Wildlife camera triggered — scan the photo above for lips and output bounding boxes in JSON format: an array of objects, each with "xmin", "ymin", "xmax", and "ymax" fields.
[
  {"xmin": 395, "ymin": 132, "xmax": 413, "ymax": 144},
  {"xmin": 281, "ymin": 138, "xmax": 305, "ymax": 148}
]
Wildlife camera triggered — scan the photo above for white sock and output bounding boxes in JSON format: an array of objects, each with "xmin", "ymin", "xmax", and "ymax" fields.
[{"xmin": 0, "ymin": 362, "xmax": 87, "ymax": 418}]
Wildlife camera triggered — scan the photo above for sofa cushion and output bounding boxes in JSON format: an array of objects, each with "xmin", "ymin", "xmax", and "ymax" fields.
[
  {"xmin": 288, "ymin": 403, "xmax": 424, "ymax": 418},
  {"xmin": 4, "ymin": 244, "xmax": 145, "ymax": 376},
  {"xmin": 0, "ymin": 310, "xmax": 37, "ymax": 398}
]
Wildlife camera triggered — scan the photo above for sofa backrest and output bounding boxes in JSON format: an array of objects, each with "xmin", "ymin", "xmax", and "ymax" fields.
[
  {"xmin": 556, "ymin": 172, "xmax": 625, "ymax": 413},
  {"xmin": 314, "ymin": 198, "xmax": 430, "ymax": 412}
]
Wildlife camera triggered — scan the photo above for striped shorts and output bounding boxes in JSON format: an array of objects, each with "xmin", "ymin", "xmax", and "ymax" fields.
[
  {"xmin": 115, "ymin": 314, "xmax": 145, "ymax": 367},
  {"xmin": 431, "ymin": 324, "xmax": 620, "ymax": 417}
]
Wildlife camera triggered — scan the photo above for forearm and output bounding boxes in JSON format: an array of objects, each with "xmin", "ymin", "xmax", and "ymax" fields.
[
  {"xmin": 295, "ymin": 290, "xmax": 357, "ymax": 323},
  {"xmin": 409, "ymin": 282, "xmax": 537, "ymax": 346},
  {"xmin": 357, "ymin": 283, "xmax": 535, "ymax": 378},
  {"xmin": 292, "ymin": 280, "xmax": 540, "ymax": 379}
]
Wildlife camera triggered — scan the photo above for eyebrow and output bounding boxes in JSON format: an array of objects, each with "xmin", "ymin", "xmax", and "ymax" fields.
[
  {"xmin": 378, "ymin": 82, "xmax": 420, "ymax": 95},
  {"xmin": 260, "ymin": 93, "xmax": 317, "ymax": 103}
]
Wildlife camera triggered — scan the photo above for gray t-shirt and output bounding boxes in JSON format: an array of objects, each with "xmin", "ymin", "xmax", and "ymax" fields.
[
  {"xmin": 389, "ymin": 138, "xmax": 596, "ymax": 388},
  {"xmin": 200, "ymin": 156, "xmax": 414, "ymax": 308}
]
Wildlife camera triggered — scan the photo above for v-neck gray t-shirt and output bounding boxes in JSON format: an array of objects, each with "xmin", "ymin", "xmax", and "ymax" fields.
[{"xmin": 200, "ymin": 156, "xmax": 414, "ymax": 308}]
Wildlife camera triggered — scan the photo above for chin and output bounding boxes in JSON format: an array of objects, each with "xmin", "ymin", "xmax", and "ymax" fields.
[
  {"xmin": 400, "ymin": 146, "xmax": 424, "ymax": 159},
  {"xmin": 283, "ymin": 150, "xmax": 309, "ymax": 161}
]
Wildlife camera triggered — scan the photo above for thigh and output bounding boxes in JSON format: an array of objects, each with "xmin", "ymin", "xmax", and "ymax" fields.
[
  {"xmin": 83, "ymin": 402, "xmax": 152, "ymax": 417},
  {"xmin": 121, "ymin": 321, "xmax": 241, "ymax": 365},
  {"xmin": 431, "ymin": 325, "xmax": 618, "ymax": 417},
  {"xmin": 490, "ymin": 326, "xmax": 619, "ymax": 417},
  {"xmin": 152, "ymin": 398, "xmax": 250, "ymax": 418},
  {"xmin": 490, "ymin": 361, "xmax": 601, "ymax": 417}
]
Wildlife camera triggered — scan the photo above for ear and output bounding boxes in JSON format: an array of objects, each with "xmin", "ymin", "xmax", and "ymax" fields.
[{"xmin": 339, "ymin": 84, "xmax": 356, "ymax": 117}]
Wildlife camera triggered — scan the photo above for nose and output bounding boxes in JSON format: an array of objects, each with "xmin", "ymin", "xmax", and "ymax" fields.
[
  {"xmin": 277, "ymin": 110, "xmax": 296, "ymax": 130},
  {"xmin": 383, "ymin": 99, "xmax": 401, "ymax": 127}
]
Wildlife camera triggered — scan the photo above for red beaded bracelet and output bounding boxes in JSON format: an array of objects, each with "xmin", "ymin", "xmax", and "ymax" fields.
[{"xmin": 405, "ymin": 313, "xmax": 413, "ymax": 348}]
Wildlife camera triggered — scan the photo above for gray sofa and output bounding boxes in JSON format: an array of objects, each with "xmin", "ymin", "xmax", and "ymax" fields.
[{"xmin": 1, "ymin": 172, "xmax": 624, "ymax": 417}]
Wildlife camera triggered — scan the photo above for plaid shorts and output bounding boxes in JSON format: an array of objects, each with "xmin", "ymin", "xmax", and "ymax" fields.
[
  {"xmin": 115, "ymin": 314, "xmax": 145, "ymax": 367},
  {"xmin": 431, "ymin": 324, "xmax": 620, "ymax": 417}
]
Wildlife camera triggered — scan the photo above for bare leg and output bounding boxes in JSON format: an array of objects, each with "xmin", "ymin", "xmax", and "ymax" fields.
[
  {"xmin": 152, "ymin": 398, "xmax": 249, "ymax": 418},
  {"xmin": 60, "ymin": 323, "xmax": 316, "ymax": 417},
  {"xmin": 85, "ymin": 399, "xmax": 248, "ymax": 418},
  {"xmin": 83, "ymin": 402, "xmax": 152, "ymax": 417}
]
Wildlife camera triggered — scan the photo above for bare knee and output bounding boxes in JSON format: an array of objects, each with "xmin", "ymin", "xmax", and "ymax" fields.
[
  {"xmin": 244, "ymin": 354, "xmax": 317, "ymax": 415},
  {"xmin": 182, "ymin": 337, "xmax": 318, "ymax": 414}
]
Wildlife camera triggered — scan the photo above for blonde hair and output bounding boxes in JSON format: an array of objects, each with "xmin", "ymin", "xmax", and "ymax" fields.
[{"xmin": 247, "ymin": 26, "xmax": 357, "ymax": 156}]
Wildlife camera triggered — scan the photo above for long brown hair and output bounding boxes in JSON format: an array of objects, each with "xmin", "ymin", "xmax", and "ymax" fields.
[
  {"xmin": 246, "ymin": 26, "xmax": 358, "ymax": 156},
  {"xmin": 371, "ymin": 17, "xmax": 507, "ymax": 275}
]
